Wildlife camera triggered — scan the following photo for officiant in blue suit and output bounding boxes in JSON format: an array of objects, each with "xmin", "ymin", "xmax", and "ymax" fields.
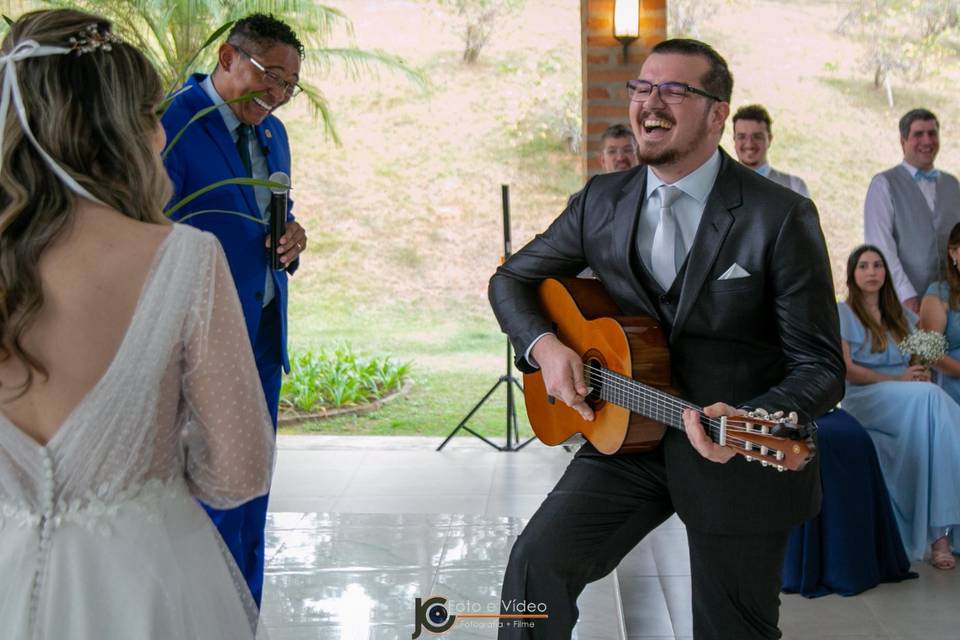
[{"xmin": 161, "ymin": 13, "xmax": 308, "ymax": 607}]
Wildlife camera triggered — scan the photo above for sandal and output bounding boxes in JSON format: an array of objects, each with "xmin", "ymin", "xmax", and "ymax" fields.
[{"xmin": 930, "ymin": 549, "xmax": 956, "ymax": 570}]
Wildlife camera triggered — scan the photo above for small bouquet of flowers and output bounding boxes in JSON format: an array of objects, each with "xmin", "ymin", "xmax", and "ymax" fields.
[{"xmin": 898, "ymin": 330, "xmax": 948, "ymax": 367}]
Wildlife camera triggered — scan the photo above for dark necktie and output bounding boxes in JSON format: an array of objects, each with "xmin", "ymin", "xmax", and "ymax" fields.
[{"xmin": 236, "ymin": 124, "xmax": 253, "ymax": 177}]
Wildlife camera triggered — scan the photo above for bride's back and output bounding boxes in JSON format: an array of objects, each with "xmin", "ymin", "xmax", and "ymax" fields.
[
  {"xmin": 0, "ymin": 10, "xmax": 174, "ymax": 445},
  {"xmin": 0, "ymin": 204, "xmax": 171, "ymax": 444}
]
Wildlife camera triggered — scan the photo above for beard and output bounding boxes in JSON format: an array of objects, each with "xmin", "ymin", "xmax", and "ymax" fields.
[{"xmin": 636, "ymin": 108, "xmax": 711, "ymax": 167}]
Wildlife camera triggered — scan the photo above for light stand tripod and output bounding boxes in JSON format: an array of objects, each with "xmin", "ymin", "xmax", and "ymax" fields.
[{"xmin": 437, "ymin": 185, "xmax": 536, "ymax": 452}]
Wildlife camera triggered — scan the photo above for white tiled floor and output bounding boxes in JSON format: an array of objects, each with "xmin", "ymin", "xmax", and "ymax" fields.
[{"xmin": 262, "ymin": 435, "xmax": 960, "ymax": 639}]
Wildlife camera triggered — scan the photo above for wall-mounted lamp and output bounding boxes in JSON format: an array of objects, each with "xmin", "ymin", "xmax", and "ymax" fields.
[{"xmin": 613, "ymin": 0, "xmax": 640, "ymax": 64}]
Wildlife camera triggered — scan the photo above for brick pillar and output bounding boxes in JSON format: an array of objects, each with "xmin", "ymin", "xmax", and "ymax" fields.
[{"xmin": 581, "ymin": 0, "xmax": 667, "ymax": 177}]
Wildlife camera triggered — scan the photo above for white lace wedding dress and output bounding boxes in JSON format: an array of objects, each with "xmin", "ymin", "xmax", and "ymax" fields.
[{"xmin": 0, "ymin": 225, "xmax": 275, "ymax": 639}]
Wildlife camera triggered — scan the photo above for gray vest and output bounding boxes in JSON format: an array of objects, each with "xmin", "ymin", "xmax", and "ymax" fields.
[
  {"xmin": 767, "ymin": 167, "xmax": 809, "ymax": 198},
  {"xmin": 882, "ymin": 165, "xmax": 960, "ymax": 297}
]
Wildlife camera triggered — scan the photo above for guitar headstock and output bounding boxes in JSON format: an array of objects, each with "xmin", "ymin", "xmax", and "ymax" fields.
[{"xmin": 721, "ymin": 412, "xmax": 816, "ymax": 472}]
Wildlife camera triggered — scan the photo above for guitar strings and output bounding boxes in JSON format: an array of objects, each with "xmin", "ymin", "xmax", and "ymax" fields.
[
  {"xmin": 580, "ymin": 363, "xmax": 788, "ymax": 458},
  {"xmin": 582, "ymin": 363, "xmax": 780, "ymax": 433}
]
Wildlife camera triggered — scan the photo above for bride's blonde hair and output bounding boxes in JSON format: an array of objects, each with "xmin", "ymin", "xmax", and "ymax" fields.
[{"xmin": 0, "ymin": 9, "xmax": 172, "ymax": 394}]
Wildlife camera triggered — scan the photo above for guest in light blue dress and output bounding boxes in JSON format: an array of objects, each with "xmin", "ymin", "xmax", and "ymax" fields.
[
  {"xmin": 919, "ymin": 222, "xmax": 960, "ymax": 405},
  {"xmin": 839, "ymin": 245, "xmax": 960, "ymax": 568}
]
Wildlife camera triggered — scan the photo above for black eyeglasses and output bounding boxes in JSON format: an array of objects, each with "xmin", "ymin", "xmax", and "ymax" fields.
[
  {"xmin": 233, "ymin": 45, "xmax": 303, "ymax": 98},
  {"xmin": 626, "ymin": 80, "xmax": 722, "ymax": 104}
]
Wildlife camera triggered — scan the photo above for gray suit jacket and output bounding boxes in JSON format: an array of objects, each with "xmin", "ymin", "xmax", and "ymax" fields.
[{"xmin": 488, "ymin": 149, "xmax": 844, "ymax": 534}]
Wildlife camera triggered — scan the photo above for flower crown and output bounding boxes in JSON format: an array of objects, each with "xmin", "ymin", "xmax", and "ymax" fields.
[{"xmin": 67, "ymin": 23, "xmax": 121, "ymax": 56}]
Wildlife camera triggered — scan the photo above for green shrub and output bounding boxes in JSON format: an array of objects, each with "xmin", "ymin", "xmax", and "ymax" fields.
[{"xmin": 280, "ymin": 343, "xmax": 411, "ymax": 412}]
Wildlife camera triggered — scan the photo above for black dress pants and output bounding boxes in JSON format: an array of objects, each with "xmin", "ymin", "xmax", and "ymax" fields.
[{"xmin": 498, "ymin": 444, "xmax": 789, "ymax": 640}]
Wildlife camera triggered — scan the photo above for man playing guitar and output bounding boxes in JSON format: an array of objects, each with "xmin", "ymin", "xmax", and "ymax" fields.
[{"xmin": 488, "ymin": 39, "xmax": 844, "ymax": 639}]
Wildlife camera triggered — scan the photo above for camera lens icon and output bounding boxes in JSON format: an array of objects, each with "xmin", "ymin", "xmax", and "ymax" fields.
[
  {"xmin": 413, "ymin": 596, "xmax": 457, "ymax": 637},
  {"xmin": 427, "ymin": 602, "xmax": 449, "ymax": 626}
]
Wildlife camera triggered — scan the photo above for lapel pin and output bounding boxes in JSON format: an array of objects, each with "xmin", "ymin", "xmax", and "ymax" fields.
[{"xmin": 265, "ymin": 129, "xmax": 272, "ymax": 139}]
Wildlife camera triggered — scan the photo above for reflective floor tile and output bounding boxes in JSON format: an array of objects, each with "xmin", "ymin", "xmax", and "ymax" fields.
[
  {"xmin": 484, "ymin": 492, "xmax": 548, "ymax": 518},
  {"xmin": 659, "ymin": 576, "xmax": 692, "ymax": 638},
  {"xmin": 618, "ymin": 576, "xmax": 675, "ymax": 637},
  {"xmin": 267, "ymin": 525, "xmax": 448, "ymax": 573},
  {"xmin": 437, "ymin": 525, "xmax": 519, "ymax": 570},
  {"xmin": 331, "ymin": 494, "xmax": 489, "ymax": 515},
  {"xmin": 618, "ymin": 537, "xmax": 658, "ymax": 577},
  {"xmin": 261, "ymin": 570, "xmax": 436, "ymax": 627}
]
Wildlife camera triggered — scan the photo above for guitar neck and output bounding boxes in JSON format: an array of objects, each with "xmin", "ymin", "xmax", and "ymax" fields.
[{"xmin": 584, "ymin": 365, "xmax": 724, "ymax": 439}]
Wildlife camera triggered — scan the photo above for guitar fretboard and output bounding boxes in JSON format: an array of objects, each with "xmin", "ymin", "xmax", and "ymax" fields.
[{"xmin": 584, "ymin": 364, "xmax": 725, "ymax": 440}]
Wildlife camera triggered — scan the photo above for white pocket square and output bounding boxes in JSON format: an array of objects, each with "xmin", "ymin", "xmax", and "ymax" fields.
[{"xmin": 718, "ymin": 263, "xmax": 751, "ymax": 280}]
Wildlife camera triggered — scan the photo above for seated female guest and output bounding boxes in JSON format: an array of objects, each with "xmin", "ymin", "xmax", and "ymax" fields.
[
  {"xmin": 920, "ymin": 222, "xmax": 960, "ymax": 405},
  {"xmin": 839, "ymin": 245, "xmax": 960, "ymax": 570},
  {"xmin": 0, "ymin": 9, "xmax": 273, "ymax": 638}
]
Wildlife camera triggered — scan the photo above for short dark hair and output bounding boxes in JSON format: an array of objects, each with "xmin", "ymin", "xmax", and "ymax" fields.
[
  {"xmin": 899, "ymin": 108, "xmax": 938, "ymax": 139},
  {"xmin": 732, "ymin": 104, "xmax": 772, "ymax": 134},
  {"xmin": 600, "ymin": 124, "xmax": 636, "ymax": 144},
  {"xmin": 649, "ymin": 38, "xmax": 733, "ymax": 103},
  {"xmin": 227, "ymin": 13, "xmax": 304, "ymax": 59}
]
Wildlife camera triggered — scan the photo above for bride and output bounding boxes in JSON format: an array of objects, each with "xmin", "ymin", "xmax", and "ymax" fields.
[{"xmin": 0, "ymin": 10, "xmax": 274, "ymax": 639}]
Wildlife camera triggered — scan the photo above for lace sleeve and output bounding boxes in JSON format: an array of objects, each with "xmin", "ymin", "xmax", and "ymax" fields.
[{"xmin": 180, "ymin": 233, "xmax": 275, "ymax": 508}]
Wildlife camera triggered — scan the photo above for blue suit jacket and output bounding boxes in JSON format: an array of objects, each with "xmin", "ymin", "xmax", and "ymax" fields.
[{"xmin": 162, "ymin": 74, "xmax": 295, "ymax": 372}]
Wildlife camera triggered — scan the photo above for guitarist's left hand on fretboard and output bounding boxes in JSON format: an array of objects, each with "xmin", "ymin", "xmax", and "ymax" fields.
[{"xmin": 682, "ymin": 402, "xmax": 739, "ymax": 464}]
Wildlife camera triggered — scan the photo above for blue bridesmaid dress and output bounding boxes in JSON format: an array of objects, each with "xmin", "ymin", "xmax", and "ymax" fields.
[
  {"xmin": 925, "ymin": 281, "xmax": 960, "ymax": 405},
  {"xmin": 837, "ymin": 302, "xmax": 960, "ymax": 561},
  {"xmin": 781, "ymin": 408, "xmax": 915, "ymax": 597}
]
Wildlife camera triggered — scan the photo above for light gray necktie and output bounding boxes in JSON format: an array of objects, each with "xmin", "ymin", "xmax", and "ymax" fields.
[{"xmin": 651, "ymin": 185, "xmax": 683, "ymax": 290}]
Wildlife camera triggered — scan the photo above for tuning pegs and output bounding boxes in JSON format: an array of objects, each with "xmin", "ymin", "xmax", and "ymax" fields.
[{"xmin": 776, "ymin": 465, "xmax": 785, "ymax": 472}]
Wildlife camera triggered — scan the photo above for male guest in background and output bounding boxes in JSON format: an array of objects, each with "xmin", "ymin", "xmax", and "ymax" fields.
[
  {"xmin": 732, "ymin": 104, "xmax": 810, "ymax": 197},
  {"xmin": 489, "ymin": 39, "xmax": 843, "ymax": 639},
  {"xmin": 161, "ymin": 13, "xmax": 308, "ymax": 606},
  {"xmin": 864, "ymin": 108, "xmax": 960, "ymax": 312},
  {"xmin": 598, "ymin": 123, "xmax": 639, "ymax": 173}
]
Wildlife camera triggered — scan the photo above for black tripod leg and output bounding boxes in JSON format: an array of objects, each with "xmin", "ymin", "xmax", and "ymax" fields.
[{"xmin": 436, "ymin": 378, "xmax": 505, "ymax": 451}]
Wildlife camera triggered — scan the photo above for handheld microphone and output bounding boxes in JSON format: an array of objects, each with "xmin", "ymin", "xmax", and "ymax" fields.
[{"xmin": 268, "ymin": 171, "xmax": 290, "ymax": 271}]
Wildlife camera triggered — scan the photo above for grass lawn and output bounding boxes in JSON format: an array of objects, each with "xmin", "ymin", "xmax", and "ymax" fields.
[
  {"xmin": 280, "ymin": 302, "xmax": 533, "ymax": 438},
  {"xmin": 279, "ymin": 0, "xmax": 960, "ymax": 438}
]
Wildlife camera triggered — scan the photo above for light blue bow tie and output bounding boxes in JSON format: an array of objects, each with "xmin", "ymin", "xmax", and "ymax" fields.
[{"xmin": 914, "ymin": 169, "xmax": 939, "ymax": 182}]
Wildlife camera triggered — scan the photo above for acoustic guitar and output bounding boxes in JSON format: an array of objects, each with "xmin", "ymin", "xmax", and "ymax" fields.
[{"xmin": 522, "ymin": 278, "xmax": 816, "ymax": 472}]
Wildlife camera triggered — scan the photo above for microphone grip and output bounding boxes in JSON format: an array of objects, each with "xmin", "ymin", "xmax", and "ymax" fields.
[{"xmin": 270, "ymin": 191, "xmax": 287, "ymax": 271}]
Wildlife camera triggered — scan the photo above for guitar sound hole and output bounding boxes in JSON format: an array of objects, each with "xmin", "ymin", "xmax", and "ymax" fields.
[{"xmin": 585, "ymin": 357, "xmax": 603, "ymax": 404}]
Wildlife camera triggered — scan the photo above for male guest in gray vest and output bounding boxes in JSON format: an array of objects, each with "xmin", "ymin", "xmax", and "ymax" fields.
[
  {"xmin": 864, "ymin": 108, "xmax": 960, "ymax": 312},
  {"xmin": 733, "ymin": 104, "xmax": 810, "ymax": 197},
  {"xmin": 490, "ymin": 39, "xmax": 843, "ymax": 639}
]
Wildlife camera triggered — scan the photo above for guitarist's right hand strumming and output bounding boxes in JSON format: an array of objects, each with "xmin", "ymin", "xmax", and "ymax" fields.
[
  {"xmin": 531, "ymin": 333, "xmax": 595, "ymax": 422},
  {"xmin": 535, "ymin": 332, "xmax": 740, "ymax": 465}
]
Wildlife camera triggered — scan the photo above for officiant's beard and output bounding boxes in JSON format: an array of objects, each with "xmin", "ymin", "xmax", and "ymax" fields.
[{"xmin": 637, "ymin": 110, "xmax": 711, "ymax": 168}]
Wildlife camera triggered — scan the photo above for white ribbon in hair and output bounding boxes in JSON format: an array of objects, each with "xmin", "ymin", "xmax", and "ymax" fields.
[{"xmin": 0, "ymin": 39, "xmax": 104, "ymax": 204}]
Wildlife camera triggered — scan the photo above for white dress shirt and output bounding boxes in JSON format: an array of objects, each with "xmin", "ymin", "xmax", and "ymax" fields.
[{"xmin": 525, "ymin": 150, "xmax": 722, "ymax": 367}]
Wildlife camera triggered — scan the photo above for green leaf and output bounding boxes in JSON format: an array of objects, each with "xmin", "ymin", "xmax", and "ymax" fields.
[
  {"xmin": 165, "ymin": 19, "xmax": 235, "ymax": 98},
  {"xmin": 164, "ymin": 176, "xmax": 290, "ymax": 217},
  {"xmin": 161, "ymin": 89, "xmax": 266, "ymax": 158}
]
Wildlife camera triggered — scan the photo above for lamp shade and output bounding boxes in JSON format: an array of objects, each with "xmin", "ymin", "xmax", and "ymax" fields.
[{"xmin": 613, "ymin": 0, "xmax": 640, "ymax": 40}]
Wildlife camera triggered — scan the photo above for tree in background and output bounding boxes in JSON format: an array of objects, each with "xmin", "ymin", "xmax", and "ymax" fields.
[
  {"xmin": 838, "ymin": 0, "xmax": 960, "ymax": 106},
  {"xmin": 434, "ymin": 0, "xmax": 525, "ymax": 64},
  {"xmin": 39, "ymin": 0, "xmax": 423, "ymax": 143},
  {"xmin": 667, "ymin": 0, "xmax": 723, "ymax": 38}
]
